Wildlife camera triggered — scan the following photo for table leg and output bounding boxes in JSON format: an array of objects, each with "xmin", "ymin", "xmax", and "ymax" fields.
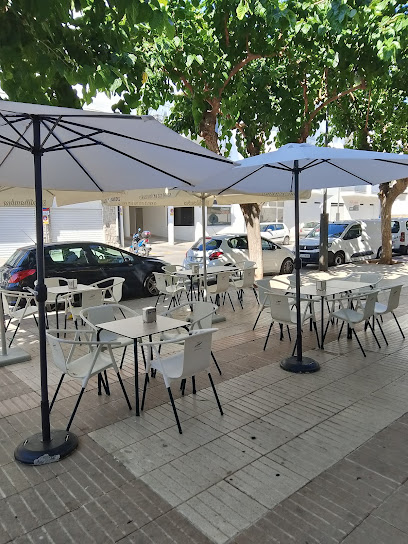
[
  {"xmin": 55, "ymin": 294, "xmax": 61, "ymax": 336},
  {"xmin": 320, "ymin": 296, "xmax": 324, "ymax": 349},
  {"xmin": 134, "ymin": 339, "xmax": 140, "ymax": 416}
]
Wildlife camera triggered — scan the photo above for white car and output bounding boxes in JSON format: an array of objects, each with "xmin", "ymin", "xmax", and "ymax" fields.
[
  {"xmin": 183, "ymin": 233, "xmax": 294, "ymax": 275},
  {"xmin": 260, "ymin": 222, "xmax": 290, "ymax": 245},
  {"xmin": 299, "ymin": 221, "xmax": 319, "ymax": 237}
]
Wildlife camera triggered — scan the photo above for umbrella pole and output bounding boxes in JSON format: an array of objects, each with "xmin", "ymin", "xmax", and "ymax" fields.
[
  {"xmin": 201, "ymin": 194, "xmax": 208, "ymax": 302},
  {"xmin": 14, "ymin": 115, "xmax": 78, "ymax": 464},
  {"xmin": 280, "ymin": 161, "xmax": 320, "ymax": 373}
]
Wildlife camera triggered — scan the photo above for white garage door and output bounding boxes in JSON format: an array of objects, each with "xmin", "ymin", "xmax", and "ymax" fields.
[
  {"xmin": 0, "ymin": 208, "xmax": 37, "ymax": 261},
  {"xmin": 51, "ymin": 207, "xmax": 104, "ymax": 243}
]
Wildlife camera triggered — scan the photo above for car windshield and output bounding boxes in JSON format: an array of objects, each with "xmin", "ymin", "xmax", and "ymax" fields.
[
  {"xmin": 5, "ymin": 249, "xmax": 29, "ymax": 268},
  {"xmin": 304, "ymin": 221, "xmax": 317, "ymax": 228},
  {"xmin": 192, "ymin": 238, "xmax": 222, "ymax": 251},
  {"xmin": 391, "ymin": 221, "xmax": 400, "ymax": 233},
  {"xmin": 306, "ymin": 223, "xmax": 347, "ymax": 239},
  {"xmin": 260, "ymin": 225, "xmax": 271, "ymax": 232}
]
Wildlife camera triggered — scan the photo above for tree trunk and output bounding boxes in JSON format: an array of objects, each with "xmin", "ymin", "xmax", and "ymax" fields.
[
  {"xmin": 378, "ymin": 178, "xmax": 408, "ymax": 264},
  {"xmin": 240, "ymin": 203, "xmax": 263, "ymax": 279}
]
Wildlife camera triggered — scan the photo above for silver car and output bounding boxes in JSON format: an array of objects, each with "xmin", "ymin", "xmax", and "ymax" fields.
[{"xmin": 183, "ymin": 234, "xmax": 294, "ymax": 275}]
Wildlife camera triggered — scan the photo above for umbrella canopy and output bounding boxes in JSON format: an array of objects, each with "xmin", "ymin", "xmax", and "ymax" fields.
[
  {"xmin": 0, "ymin": 100, "xmax": 238, "ymax": 465},
  {"xmin": 0, "ymin": 101, "xmax": 234, "ymax": 190},
  {"xmin": 189, "ymin": 143, "xmax": 408, "ymax": 374},
  {"xmin": 192, "ymin": 143, "xmax": 408, "ymax": 194}
]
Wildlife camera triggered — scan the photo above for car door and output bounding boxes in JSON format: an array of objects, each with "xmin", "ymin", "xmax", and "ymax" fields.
[
  {"xmin": 87, "ymin": 243, "xmax": 136, "ymax": 285},
  {"xmin": 45, "ymin": 244, "xmax": 98, "ymax": 284},
  {"xmin": 274, "ymin": 224, "xmax": 285, "ymax": 243},
  {"xmin": 343, "ymin": 224, "xmax": 364, "ymax": 260},
  {"xmin": 261, "ymin": 238, "xmax": 282, "ymax": 273},
  {"xmin": 226, "ymin": 236, "xmax": 249, "ymax": 264}
]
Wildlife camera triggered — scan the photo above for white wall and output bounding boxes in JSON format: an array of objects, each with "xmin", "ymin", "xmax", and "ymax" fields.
[
  {"xmin": 392, "ymin": 193, "xmax": 408, "ymax": 217},
  {"xmin": 143, "ymin": 206, "xmax": 167, "ymax": 237}
]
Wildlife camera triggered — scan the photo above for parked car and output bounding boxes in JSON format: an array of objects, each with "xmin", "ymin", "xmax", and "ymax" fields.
[
  {"xmin": 260, "ymin": 222, "xmax": 290, "ymax": 245},
  {"xmin": 299, "ymin": 221, "xmax": 319, "ymax": 237},
  {"xmin": 183, "ymin": 234, "xmax": 294, "ymax": 275},
  {"xmin": 299, "ymin": 219, "xmax": 382, "ymax": 266},
  {"xmin": 0, "ymin": 241, "xmax": 167, "ymax": 298},
  {"xmin": 391, "ymin": 218, "xmax": 408, "ymax": 254}
]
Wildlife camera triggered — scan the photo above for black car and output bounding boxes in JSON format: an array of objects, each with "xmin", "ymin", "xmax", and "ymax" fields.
[{"xmin": 0, "ymin": 241, "xmax": 167, "ymax": 298}]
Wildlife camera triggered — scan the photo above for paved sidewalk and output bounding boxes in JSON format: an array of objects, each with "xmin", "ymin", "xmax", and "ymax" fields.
[{"xmin": 1, "ymin": 261, "xmax": 408, "ymax": 543}]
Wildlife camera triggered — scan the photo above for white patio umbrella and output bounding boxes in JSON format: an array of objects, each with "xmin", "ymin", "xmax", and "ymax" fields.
[
  {"xmin": 190, "ymin": 143, "xmax": 408, "ymax": 373},
  {"xmin": 0, "ymin": 100, "xmax": 235, "ymax": 465}
]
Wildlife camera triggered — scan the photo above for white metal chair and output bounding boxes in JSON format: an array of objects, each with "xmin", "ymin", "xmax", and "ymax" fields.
[
  {"xmin": 2, "ymin": 290, "xmax": 38, "ymax": 347},
  {"xmin": 62, "ymin": 288, "xmax": 106, "ymax": 329},
  {"xmin": 140, "ymin": 328, "xmax": 222, "ymax": 434},
  {"xmin": 46, "ymin": 329, "xmax": 132, "ymax": 430},
  {"xmin": 369, "ymin": 285, "xmax": 405, "ymax": 345},
  {"xmin": 230, "ymin": 266, "xmax": 258, "ymax": 308},
  {"xmin": 160, "ymin": 301, "xmax": 222, "ymax": 375},
  {"xmin": 91, "ymin": 277, "xmax": 125, "ymax": 303},
  {"xmin": 80, "ymin": 304, "xmax": 137, "ymax": 370},
  {"xmin": 153, "ymin": 272, "xmax": 187, "ymax": 309},
  {"xmin": 263, "ymin": 292, "xmax": 320, "ymax": 353},
  {"xmin": 253, "ymin": 277, "xmax": 296, "ymax": 330},
  {"xmin": 204, "ymin": 271, "xmax": 235, "ymax": 310},
  {"xmin": 329, "ymin": 290, "xmax": 381, "ymax": 357}
]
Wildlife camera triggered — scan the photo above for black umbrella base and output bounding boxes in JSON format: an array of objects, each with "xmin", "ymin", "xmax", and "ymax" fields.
[
  {"xmin": 280, "ymin": 356, "xmax": 320, "ymax": 373},
  {"xmin": 14, "ymin": 430, "xmax": 78, "ymax": 465}
]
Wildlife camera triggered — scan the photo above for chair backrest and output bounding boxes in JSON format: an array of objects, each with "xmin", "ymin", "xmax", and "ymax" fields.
[
  {"xmin": 213, "ymin": 271, "xmax": 231, "ymax": 294},
  {"xmin": 268, "ymin": 293, "xmax": 292, "ymax": 323},
  {"xmin": 181, "ymin": 328, "xmax": 216, "ymax": 377},
  {"xmin": 163, "ymin": 265, "xmax": 177, "ymax": 274},
  {"xmin": 97, "ymin": 276, "xmax": 125, "ymax": 302},
  {"xmin": 46, "ymin": 332, "xmax": 68, "ymax": 373},
  {"xmin": 44, "ymin": 277, "xmax": 69, "ymax": 288},
  {"xmin": 255, "ymin": 279, "xmax": 274, "ymax": 306},
  {"xmin": 240, "ymin": 267, "xmax": 256, "ymax": 288},
  {"xmin": 154, "ymin": 272, "xmax": 173, "ymax": 293},
  {"xmin": 190, "ymin": 302, "xmax": 217, "ymax": 330},
  {"xmin": 362, "ymin": 290, "xmax": 379, "ymax": 320},
  {"xmin": 80, "ymin": 289, "xmax": 105, "ymax": 310},
  {"xmin": 81, "ymin": 304, "xmax": 116, "ymax": 327},
  {"xmin": 384, "ymin": 284, "xmax": 403, "ymax": 313},
  {"xmin": 1, "ymin": 290, "xmax": 35, "ymax": 317},
  {"xmin": 243, "ymin": 260, "xmax": 256, "ymax": 269}
]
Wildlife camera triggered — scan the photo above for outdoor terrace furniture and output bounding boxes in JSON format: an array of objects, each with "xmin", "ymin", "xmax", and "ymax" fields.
[
  {"xmin": 80, "ymin": 304, "xmax": 137, "ymax": 371},
  {"xmin": 204, "ymin": 270, "xmax": 235, "ymax": 310},
  {"xmin": 229, "ymin": 266, "xmax": 258, "ymax": 308},
  {"xmin": 2, "ymin": 289, "xmax": 38, "ymax": 347},
  {"xmin": 46, "ymin": 329, "xmax": 132, "ymax": 431},
  {"xmin": 154, "ymin": 271, "xmax": 187, "ymax": 309},
  {"xmin": 62, "ymin": 288, "xmax": 106, "ymax": 329},
  {"xmin": 91, "ymin": 277, "xmax": 125, "ymax": 303},
  {"xmin": 369, "ymin": 284, "xmax": 405, "ymax": 345},
  {"xmin": 263, "ymin": 292, "xmax": 320, "ymax": 353},
  {"xmin": 140, "ymin": 328, "xmax": 223, "ymax": 434},
  {"xmin": 329, "ymin": 290, "xmax": 381, "ymax": 357},
  {"xmin": 160, "ymin": 301, "xmax": 222, "ymax": 375}
]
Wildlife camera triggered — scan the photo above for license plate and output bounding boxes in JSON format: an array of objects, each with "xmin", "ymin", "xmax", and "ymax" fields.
[{"xmin": 300, "ymin": 254, "xmax": 310, "ymax": 258}]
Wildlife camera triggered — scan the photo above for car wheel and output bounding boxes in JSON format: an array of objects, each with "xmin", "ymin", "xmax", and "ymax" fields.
[
  {"xmin": 144, "ymin": 272, "xmax": 159, "ymax": 296},
  {"xmin": 333, "ymin": 251, "xmax": 345, "ymax": 266},
  {"xmin": 283, "ymin": 235, "xmax": 290, "ymax": 245},
  {"xmin": 280, "ymin": 258, "xmax": 294, "ymax": 274}
]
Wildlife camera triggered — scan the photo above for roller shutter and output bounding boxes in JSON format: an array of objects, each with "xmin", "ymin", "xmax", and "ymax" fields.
[
  {"xmin": 50, "ymin": 207, "xmax": 104, "ymax": 243},
  {"xmin": 0, "ymin": 208, "xmax": 36, "ymax": 261}
]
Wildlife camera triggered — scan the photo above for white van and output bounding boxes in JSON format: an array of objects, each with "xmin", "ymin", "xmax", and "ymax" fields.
[
  {"xmin": 299, "ymin": 219, "xmax": 382, "ymax": 266},
  {"xmin": 391, "ymin": 218, "xmax": 408, "ymax": 254}
]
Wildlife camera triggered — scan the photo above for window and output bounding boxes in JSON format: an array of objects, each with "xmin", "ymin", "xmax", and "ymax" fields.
[
  {"xmin": 207, "ymin": 206, "xmax": 231, "ymax": 226},
  {"xmin": 275, "ymin": 224, "xmax": 284, "ymax": 230},
  {"xmin": 392, "ymin": 221, "xmax": 400, "ymax": 233},
  {"xmin": 47, "ymin": 246, "xmax": 89, "ymax": 266},
  {"xmin": 192, "ymin": 238, "xmax": 222, "ymax": 251},
  {"xmin": 344, "ymin": 225, "xmax": 361, "ymax": 240},
  {"xmin": 89, "ymin": 245, "xmax": 125, "ymax": 265},
  {"xmin": 261, "ymin": 239, "xmax": 275, "ymax": 250},
  {"xmin": 261, "ymin": 201, "xmax": 284, "ymax": 223},
  {"xmin": 228, "ymin": 236, "xmax": 248, "ymax": 250},
  {"xmin": 174, "ymin": 207, "xmax": 194, "ymax": 226}
]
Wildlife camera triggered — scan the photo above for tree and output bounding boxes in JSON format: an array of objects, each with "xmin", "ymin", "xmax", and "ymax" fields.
[{"xmin": 0, "ymin": 0, "xmax": 170, "ymax": 107}]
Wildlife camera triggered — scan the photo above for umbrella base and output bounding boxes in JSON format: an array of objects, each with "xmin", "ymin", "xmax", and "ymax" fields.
[
  {"xmin": 14, "ymin": 430, "xmax": 78, "ymax": 465},
  {"xmin": 0, "ymin": 347, "xmax": 31, "ymax": 367},
  {"xmin": 280, "ymin": 356, "xmax": 320, "ymax": 373}
]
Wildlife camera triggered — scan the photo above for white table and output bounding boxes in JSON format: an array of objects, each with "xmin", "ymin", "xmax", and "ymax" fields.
[
  {"xmin": 47, "ymin": 283, "xmax": 98, "ymax": 330},
  {"xmin": 175, "ymin": 265, "xmax": 238, "ymax": 300},
  {"xmin": 97, "ymin": 315, "xmax": 189, "ymax": 416},
  {"xmin": 290, "ymin": 279, "xmax": 374, "ymax": 349}
]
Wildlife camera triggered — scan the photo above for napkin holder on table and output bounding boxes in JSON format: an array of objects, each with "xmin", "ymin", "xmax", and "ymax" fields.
[{"xmin": 142, "ymin": 306, "xmax": 156, "ymax": 323}]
